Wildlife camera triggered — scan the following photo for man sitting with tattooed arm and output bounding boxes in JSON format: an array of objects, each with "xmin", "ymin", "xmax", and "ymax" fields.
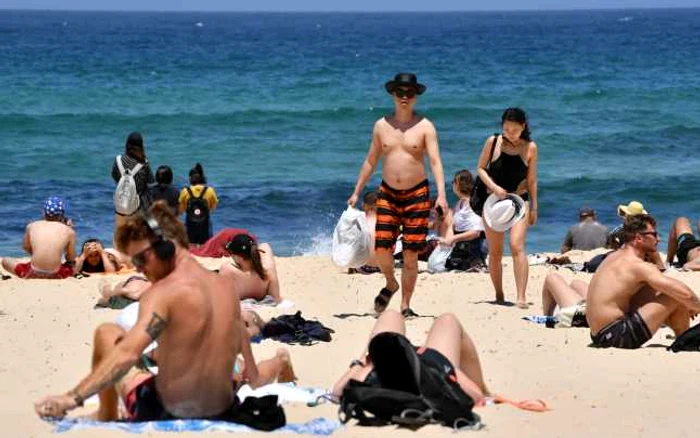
[{"xmin": 34, "ymin": 202, "xmax": 291, "ymax": 422}]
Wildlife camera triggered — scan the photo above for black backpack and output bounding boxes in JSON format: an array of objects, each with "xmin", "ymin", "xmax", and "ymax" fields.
[
  {"xmin": 339, "ymin": 332, "xmax": 479, "ymax": 430},
  {"xmin": 668, "ymin": 324, "xmax": 700, "ymax": 352},
  {"xmin": 185, "ymin": 186, "xmax": 211, "ymax": 244},
  {"xmin": 261, "ymin": 311, "xmax": 334, "ymax": 345}
]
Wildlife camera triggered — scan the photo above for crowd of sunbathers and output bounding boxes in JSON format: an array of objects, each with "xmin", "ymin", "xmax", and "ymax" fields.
[{"xmin": 4, "ymin": 72, "xmax": 698, "ymax": 429}]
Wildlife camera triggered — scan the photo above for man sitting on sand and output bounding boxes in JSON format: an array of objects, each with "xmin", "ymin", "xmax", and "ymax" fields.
[
  {"xmin": 34, "ymin": 202, "xmax": 294, "ymax": 421},
  {"xmin": 220, "ymin": 233, "xmax": 283, "ymax": 304},
  {"xmin": 561, "ymin": 207, "xmax": 607, "ymax": 253},
  {"xmin": 666, "ymin": 216, "xmax": 700, "ymax": 271},
  {"xmin": 2, "ymin": 196, "xmax": 76, "ymax": 279},
  {"xmin": 587, "ymin": 214, "xmax": 700, "ymax": 349}
]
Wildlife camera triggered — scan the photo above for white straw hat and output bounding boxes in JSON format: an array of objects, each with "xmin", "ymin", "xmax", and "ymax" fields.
[{"xmin": 483, "ymin": 193, "xmax": 527, "ymax": 232}]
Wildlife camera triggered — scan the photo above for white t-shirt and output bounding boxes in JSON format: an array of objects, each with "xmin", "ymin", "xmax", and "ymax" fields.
[{"xmin": 452, "ymin": 199, "xmax": 484, "ymax": 233}]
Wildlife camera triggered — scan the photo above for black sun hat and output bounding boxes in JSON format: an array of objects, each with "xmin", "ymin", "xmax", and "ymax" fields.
[{"xmin": 385, "ymin": 72, "xmax": 427, "ymax": 95}]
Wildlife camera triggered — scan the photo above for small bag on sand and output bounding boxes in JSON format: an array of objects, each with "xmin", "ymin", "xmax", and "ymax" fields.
[
  {"xmin": 332, "ymin": 207, "xmax": 370, "ymax": 268},
  {"xmin": 427, "ymin": 244, "xmax": 452, "ymax": 273}
]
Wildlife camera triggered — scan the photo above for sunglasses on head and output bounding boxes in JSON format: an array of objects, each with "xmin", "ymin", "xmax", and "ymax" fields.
[
  {"xmin": 394, "ymin": 88, "xmax": 417, "ymax": 99},
  {"xmin": 131, "ymin": 245, "xmax": 154, "ymax": 269}
]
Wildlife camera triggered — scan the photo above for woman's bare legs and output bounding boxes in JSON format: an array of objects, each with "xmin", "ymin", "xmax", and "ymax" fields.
[
  {"xmin": 484, "ymin": 223, "xmax": 505, "ymax": 303},
  {"xmin": 422, "ymin": 313, "xmax": 488, "ymax": 403},
  {"xmin": 509, "ymin": 213, "xmax": 529, "ymax": 308},
  {"xmin": 542, "ymin": 273, "xmax": 588, "ymax": 316}
]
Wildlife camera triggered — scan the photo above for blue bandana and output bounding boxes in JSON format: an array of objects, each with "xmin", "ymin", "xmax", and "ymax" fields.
[{"xmin": 44, "ymin": 196, "xmax": 65, "ymax": 217}]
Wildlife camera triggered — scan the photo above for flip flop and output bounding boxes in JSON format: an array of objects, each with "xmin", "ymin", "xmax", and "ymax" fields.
[
  {"xmin": 401, "ymin": 308, "xmax": 419, "ymax": 319},
  {"xmin": 491, "ymin": 395, "xmax": 549, "ymax": 412},
  {"xmin": 374, "ymin": 287, "xmax": 396, "ymax": 313}
]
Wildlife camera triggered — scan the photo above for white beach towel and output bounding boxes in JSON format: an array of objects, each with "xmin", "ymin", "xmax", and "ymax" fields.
[{"xmin": 240, "ymin": 296, "xmax": 295, "ymax": 310}]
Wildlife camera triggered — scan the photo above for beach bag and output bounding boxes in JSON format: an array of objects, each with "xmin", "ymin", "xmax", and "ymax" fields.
[
  {"xmin": 229, "ymin": 395, "xmax": 286, "ymax": 431},
  {"xmin": 261, "ymin": 311, "xmax": 334, "ymax": 345},
  {"xmin": 668, "ymin": 324, "xmax": 700, "ymax": 352},
  {"xmin": 332, "ymin": 207, "xmax": 370, "ymax": 268},
  {"xmin": 339, "ymin": 332, "xmax": 478, "ymax": 429},
  {"xmin": 427, "ymin": 244, "xmax": 452, "ymax": 273},
  {"xmin": 469, "ymin": 134, "xmax": 499, "ymax": 217},
  {"xmin": 114, "ymin": 155, "xmax": 143, "ymax": 215},
  {"xmin": 583, "ymin": 251, "xmax": 613, "ymax": 273},
  {"xmin": 445, "ymin": 238, "xmax": 486, "ymax": 271},
  {"xmin": 185, "ymin": 186, "xmax": 211, "ymax": 245}
]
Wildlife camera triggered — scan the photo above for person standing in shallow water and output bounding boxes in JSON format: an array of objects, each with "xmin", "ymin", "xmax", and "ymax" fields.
[
  {"xmin": 347, "ymin": 73, "xmax": 448, "ymax": 319},
  {"xmin": 111, "ymin": 132, "xmax": 155, "ymax": 231},
  {"xmin": 476, "ymin": 108, "xmax": 539, "ymax": 308}
]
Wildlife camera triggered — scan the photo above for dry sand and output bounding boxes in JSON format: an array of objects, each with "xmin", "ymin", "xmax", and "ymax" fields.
[{"xmin": 1, "ymin": 251, "xmax": 698, "ymax": 437}]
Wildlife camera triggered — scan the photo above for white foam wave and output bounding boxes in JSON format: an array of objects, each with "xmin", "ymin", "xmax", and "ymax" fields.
[{"xmin": 295, "ymin": 233, "xmax": 333, "ymax": 257}]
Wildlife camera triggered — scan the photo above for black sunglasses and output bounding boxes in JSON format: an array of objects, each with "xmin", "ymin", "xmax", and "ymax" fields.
[
  {"xmin": 131, "ymin": 245, "xmax": 154, "ymax": 269},
  {"xmin": 639, "ymin": 231, "xmax": 659, "ymax": 238},
  {"xmin": 394, "ymin": 88, "xmax": 417, "ymax": 99}
]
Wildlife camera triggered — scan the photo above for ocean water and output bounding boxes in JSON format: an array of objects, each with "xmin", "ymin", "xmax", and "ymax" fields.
[{"xmin": 1, "ymin": 9, "xmax": 699, "ymax": 257}]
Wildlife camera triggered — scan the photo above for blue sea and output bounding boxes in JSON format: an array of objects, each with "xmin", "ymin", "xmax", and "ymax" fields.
[{"xmin": 1, "ymin": 9, "xmax": 699, "ymax": 257}]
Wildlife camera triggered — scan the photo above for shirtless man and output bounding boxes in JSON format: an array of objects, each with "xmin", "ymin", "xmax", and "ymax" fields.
[
  {"xmin": 347, "ymin": 73, "xmax": 447, "ymax": 318},
  {"xmin": 34, "ymin": 203, "xmax": 292, "ymax": 421},
  {"xmin": 666, "ymin": 216, "xmax": 700, "ymax": 270},
  {"xmin": 220, "ymin": 233, "xmax": 282, "ymax": 304},
  {"xmin": 2, "ymin": 196, "xmax": 76, "ymax": 279},
  {"xmin": 587, "ymin": 214, "xmax": 700, "ymax": 349}
]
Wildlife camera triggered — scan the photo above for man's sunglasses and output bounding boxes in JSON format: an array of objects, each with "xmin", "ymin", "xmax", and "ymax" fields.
[
  {"xmin": 639, "ymin": 231, "xmax": 659, "ymax": 238},
  {"xmin": 394, "ymin": 88, "xmax": 417, "ymax": 99},
  {"xmin": 131, "ymin": 245, "xmax": 154, "ymax": 269}
]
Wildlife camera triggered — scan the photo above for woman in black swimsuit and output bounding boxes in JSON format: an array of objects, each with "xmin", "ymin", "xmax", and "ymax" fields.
[{"xmin": 475, "ymin": 108, "xmax": 539, "ymax": 308}]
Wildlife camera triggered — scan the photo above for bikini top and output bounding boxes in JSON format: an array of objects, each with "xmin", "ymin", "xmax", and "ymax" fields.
[{"xmin": 487, "ymin": 138, "xmax": 529, "ymax": 193}]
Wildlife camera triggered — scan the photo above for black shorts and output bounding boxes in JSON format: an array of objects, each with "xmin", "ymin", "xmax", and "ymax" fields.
[
  {"xmin": 677, "ymin": 233, "xmax": 700, "ymax": 265},
  {"xmin": 125, "ymin": 376, "xmax": 239, "ymax": 422},
  {"xmin": 590, "ymin": 311, "xmax": 652, "ymax": 349},
  {"xmin": 416, "ymin": 346, "xmax": 456, "ymax": 379}
]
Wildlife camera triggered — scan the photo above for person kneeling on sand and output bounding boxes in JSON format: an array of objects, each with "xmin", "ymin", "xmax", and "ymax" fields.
[
  {"xmin": 666, "ymin": 216, "xmax": 700, "ymax": 271},
  {"xmin": 34, "ymin": 202, "xmax": 293, "ymax": 421},
  {"xmin": 2, "ymin": 196, "xmax": 76, "ymax": 279},
  {"xmin": 220, "ymin": 233, "xmax": 283, "ymax": 304},
  {"xmin": 331, "ymin": 309, "xmax": 490, "ymax": 403},
  {"xmin": 587, "ymin": 214, "xmax": 700, "ymax": 349}
]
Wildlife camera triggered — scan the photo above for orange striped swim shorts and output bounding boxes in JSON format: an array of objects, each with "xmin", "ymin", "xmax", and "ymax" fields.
[{"xmin": 375, "ymin": 179, "xmax": 431, "ymax": 251}]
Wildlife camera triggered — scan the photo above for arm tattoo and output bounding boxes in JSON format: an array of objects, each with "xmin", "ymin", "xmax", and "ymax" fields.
[{"xmin": 145, "ymin": 312, "xmax": 168, "ymax": 341}]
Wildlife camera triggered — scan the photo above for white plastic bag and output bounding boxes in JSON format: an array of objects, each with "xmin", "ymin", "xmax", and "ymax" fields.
[
  {"xmin": 427, "ymin": 244, "xmax": 452, "ymax": 273},
  {"xmin": 332, "ymin": 207, "xmax": 370, "ymax": 268}
]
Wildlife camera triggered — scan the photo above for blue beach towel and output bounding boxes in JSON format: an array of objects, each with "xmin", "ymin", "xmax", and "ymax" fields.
[
  {"xmin": 522, "ymin": 315, "xmax": 557, "ymax": 326},
  {"xmin": 50, "ymin": 417, "xmax": 341, "ymax": 435}
]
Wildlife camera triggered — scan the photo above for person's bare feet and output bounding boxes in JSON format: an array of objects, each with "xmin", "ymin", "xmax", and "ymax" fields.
[
  {"xmin": 495, "ymin": 291, "xmax": 505, "ymax": 304},
  {"xmin": 275, "ymin": 348, "xmax": 297, "ymax": 383},
  {"xmin": 516, "ymin": 301, "xmax": 529, "ymax": 309}
]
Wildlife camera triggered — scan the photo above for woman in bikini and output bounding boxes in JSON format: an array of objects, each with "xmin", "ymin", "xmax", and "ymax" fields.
[
  {"xmin": 475, "ymin": 108, "xmax": 538, "ymax": 308},
  {"xmin": 219, "ymin": 233, "xmax": 282, "ymax": 304}
]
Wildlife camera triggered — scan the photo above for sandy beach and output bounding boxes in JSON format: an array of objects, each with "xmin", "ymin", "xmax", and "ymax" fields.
[{"xmin": 1, "ymin": 251, "xmax": 698, "ymax": 437}]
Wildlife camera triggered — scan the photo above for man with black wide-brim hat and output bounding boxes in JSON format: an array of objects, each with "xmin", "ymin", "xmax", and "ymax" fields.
[{"xmin": 347, "ymin": 72, "xmax": 447, "ymax": 319}]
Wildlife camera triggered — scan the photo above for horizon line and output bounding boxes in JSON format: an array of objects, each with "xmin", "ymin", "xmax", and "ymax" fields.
[{"xmin": 1, "ymin": 6, "xmax": 699, "ymax": 13}]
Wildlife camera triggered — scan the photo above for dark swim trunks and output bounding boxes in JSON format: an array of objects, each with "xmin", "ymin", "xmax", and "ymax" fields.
[
  {"xmin": 125, "ymin": 376, "xmax": 239, "ymax": 422},
  {"xmin": 375, "ymin": 180, "xmax": 431, "ymax": 251},
  {"xmin": 677, "ymin": 233, "xmax": 700, "ymax": 265},
  {"xmin": 416, "ymin": 346, "xmax": 456, "ymax": 379},
  {"xmin": 590, "ymin": 311, "xmax": 652, "ymax": 349}
]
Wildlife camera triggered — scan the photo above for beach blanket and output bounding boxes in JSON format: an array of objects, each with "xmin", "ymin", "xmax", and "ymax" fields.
[
  {"xmin": 49, "ymin": 417, "xmax": 341, "ymax": 435},
  {"xmin": 189, "ymin": 228, "xmax": 256, "ymax": 258},
  {"xmin": 241, "ymin": 296, "xmax": 295, "ymax": 310}
]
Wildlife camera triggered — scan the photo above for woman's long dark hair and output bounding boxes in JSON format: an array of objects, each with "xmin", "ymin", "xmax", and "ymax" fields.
[
  {"xmin": 501, "ymin": 107, "xmax": 531, "ymax": 141},
  {"xmin": 125, "ymin": 132, "xmax": 146, "ymax": 162},
  {"xmin": 189, "ymin": 163, "xmax": 207, "ymax": 185},
  {"xmin": 248, "ymin": 242, "xmax": 268, "ymax": 281}
]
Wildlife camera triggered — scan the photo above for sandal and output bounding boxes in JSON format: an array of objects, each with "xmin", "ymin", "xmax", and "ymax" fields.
[
  {"xmin": 401, "ymin": 308, "xmax": 419, "ymax": 319},
  {"xmin": 373, "ymin": 287, "xmax": 396, "ymax": 313}
]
